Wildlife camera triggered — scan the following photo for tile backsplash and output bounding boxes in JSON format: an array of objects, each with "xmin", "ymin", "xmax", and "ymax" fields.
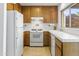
[{"xmin": 24, "ymin": 23, "xmax": 55, "ymax": 31}]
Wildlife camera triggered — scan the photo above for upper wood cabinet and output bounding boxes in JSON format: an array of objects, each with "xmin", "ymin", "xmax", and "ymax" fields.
[
  {"xmin": 50, "ymin": 7, "xmax": 58, "ymax": 23},
  {"xmin": 30, "ymin": 6, "xmax": 43, "ymax": 17},
  {"xmin": 24, "ymin": 31, "xmax": 30, "ymax": 46},
  {"xmin": 22, "ymin": 7, "xmax": 31, "ymax": 23},
  {"xmin": 14, "ymin": 4, "xmax": 22, "ymax": 12},
  {"xmin": 7, "ymin": 3, "xmax": 22, "ymax": 13},
  {"xmin": 7, "ymin": 4, "xmax": 58, "ymax": 23},
  {"xmin": 42, "ymin": 7, "xmax": 51, "ymax": 23},
  {"xmin": 7, "ymin": 3, "xmax": 14, "ymax": 10},
  {"xmin": 22, "ymin": 6, "xmax": 58, "ymax": 23}
]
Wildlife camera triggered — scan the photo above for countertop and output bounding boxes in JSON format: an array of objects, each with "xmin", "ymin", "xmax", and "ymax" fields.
[{"xmin": 49, "ymin": 30, "xmax": 79, "ymax": 42}]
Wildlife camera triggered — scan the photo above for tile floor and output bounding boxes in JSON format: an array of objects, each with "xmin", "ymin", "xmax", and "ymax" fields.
[{"xmin": 23, "ymin": 46, "xmax": 51, "ymax": 56}]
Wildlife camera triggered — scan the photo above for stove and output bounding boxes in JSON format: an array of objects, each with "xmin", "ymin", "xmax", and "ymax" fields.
[{"xmin": 30, "ymin": 17, "xmax": 43, "ymax": 46}]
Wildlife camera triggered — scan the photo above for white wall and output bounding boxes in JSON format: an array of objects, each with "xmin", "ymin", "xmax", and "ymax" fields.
[{"xmin": 0, "ymin": 3, "xmax": 5, "ymax": 56}]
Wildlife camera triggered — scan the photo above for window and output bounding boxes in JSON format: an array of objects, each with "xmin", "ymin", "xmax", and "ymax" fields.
[
  {"xmin": 71, "ymin": 4, "xmax": 79, "ymax": 28},
  {"xmin": 62, "ymin": 3, "xmax": 79, "ymax": 28},
  {"xmin": 63, "ymin": 8, "xmax": 70, "ymax": 27}
]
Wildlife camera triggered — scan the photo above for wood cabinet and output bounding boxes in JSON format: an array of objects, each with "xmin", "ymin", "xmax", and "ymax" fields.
[
  {"xmin": 24, "ymin": 31, "xmax": 30, "ymax": 46},
  {"xmin": 55, "ymin": 45, "xmax": 61, "ymax": 56},
  {"xmin": 49, "ymin": 32, "xmax": 51, "ymax": 52},
  {"xmin": 7, "ymin": 3, "xmax": 22, "ymax": 13},
  {"xmin": 22, "ymin": 7, "xmax": 31, "ymax": 23},
  {"xmin": 43, "ymin": 31, "xmax": 51, "ymax": 46},
  {"xmin": 63, "ymin": 42, "xmax": 79, "ymax": 56},
  {"xmin": 30, "ymin": 6, "xmax": 43, "ymax": 17},
  {"xmin": 50, "ymin": 7, "xmax": 58, "ymax": 23},
  {"xmin": 55, "ymin": 38, "xmax": 62, "ymax": 56},
  {"xmin": 42, "ymin": 7, "xmax": 51, "ymax": 23},
  {"xmin": 7, "ymin": 4, "xmax": 58, "ymax": 23},
  {"xmin": 14, "ymin": 4, "xmax": 22, "ymax": 12},
  {"xmin": 22, "ymin": 6, "xmax": 58, "ymax": 23},
  {"xmin": 7, "ymin": 3, "xmax": 14, "ymax": 10}
]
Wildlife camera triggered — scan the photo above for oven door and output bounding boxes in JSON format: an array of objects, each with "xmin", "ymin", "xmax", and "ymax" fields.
[{"xmin": 30, "ymin": 32, "xmax": 43, "ymax": 43}]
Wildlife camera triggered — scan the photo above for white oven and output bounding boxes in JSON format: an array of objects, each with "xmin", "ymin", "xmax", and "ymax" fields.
[{"xmin": 30, "ymin": 17, "xmax": 43, "ymax": 46}]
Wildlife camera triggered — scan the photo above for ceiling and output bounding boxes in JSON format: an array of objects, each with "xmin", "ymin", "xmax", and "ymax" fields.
[{"xmin": 20, "ymin": 3, "xmax": 59, "ymax": 6}]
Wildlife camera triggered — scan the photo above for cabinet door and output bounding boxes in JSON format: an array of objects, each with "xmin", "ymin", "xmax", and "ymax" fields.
[
  {"xmin": 42, "ymin": 7, "xmax": 50, "ymax": 23},
  {"xmin": 30, "ymin": 6, "xmax": 43, "ymax": 17},
  {"xmin": 14, "ymin": 4, "xmax": 21, "ymax": 13},
  {"xmin": 55, "ymin": 38, "xmax": 62, "ymax": 56},
  {"xmin": 43, "ymin": 31, "xmax": 51, "ymax": 46},
  {"xmin": 49, "ymin": 33, "xmax": 51, "ymax": 49},
  {"xmin": 24, "ymin": 31, "xmax": 30, "ymax": 46},
  {"xmin": 7, "ymin": 3, "xmax": 14, "ymax": 10},
  {"xmin": 43, "ymin": 32, "xmax": 49, "ymax": 46},
  {"xmin": 22, "ymin": 7, "xmax": 31, "ymax": 23},
  {"xmin": 7, "ymin": 3, "xmax": 21, "ymax": 13},
  {"xmin": 55, "ymin": 45, "xmax": 61, "ymax": 56},
  {"xmin": 50, "ymin": 7, "xmax": 58, "ymax": 23}
]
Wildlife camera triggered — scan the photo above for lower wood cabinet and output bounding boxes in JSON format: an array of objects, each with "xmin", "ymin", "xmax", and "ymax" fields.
[
  {"xmin": 24, "ymin": 31, "xmax": 30, "ymax": 46},
  {"xmin": 7, "ymin": 3, "xmax": 21, "ymax": 13},
  {"xmin": 55, "ymin": 37, "xmax": 79, "ymax": 56},
  {"xmin": 55, "ymin": 45, "xmax": 61, "ymax": 56},
  {"xmin": 63, "ymin": 42, "xmax": 79, "ymax": 56},
  {"xmin": 43, "ymin": 31, "xmax": 49, "ymax": 46},
  {"xmin": 49, "ymin": 33, "xmax": 51, "ymax": 50},
  {"xmin": 43, "ymin": 31, "xmax": 51, "ymax": 46},
  {"xmin": 55, "ymin": 38, "xmax": 62, "ymax": 56}
]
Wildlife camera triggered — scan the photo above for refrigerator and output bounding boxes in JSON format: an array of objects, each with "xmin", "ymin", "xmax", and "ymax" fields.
[{"xmin": 7, "ymin": 10, "xmax": 23, "ymax": 56}]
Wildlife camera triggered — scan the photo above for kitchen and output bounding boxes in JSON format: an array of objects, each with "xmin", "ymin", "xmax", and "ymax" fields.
[{"xmin": 6, "ymin": 3, "xmax": 79, "ymax": 56}]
